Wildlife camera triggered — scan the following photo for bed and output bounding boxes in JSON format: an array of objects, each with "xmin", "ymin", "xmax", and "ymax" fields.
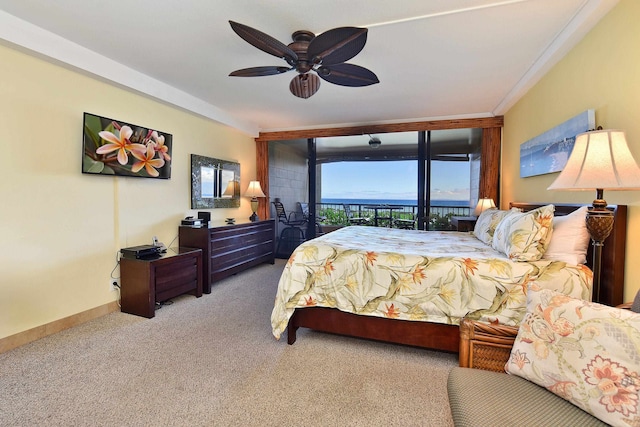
[{"xmin": 271, "ymin": 203, "xmax": 627, "ymax": 352}]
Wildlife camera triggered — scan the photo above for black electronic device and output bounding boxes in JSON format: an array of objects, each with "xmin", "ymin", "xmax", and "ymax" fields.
[
  {"xmin": 120, "ymin": 245, "xmax": 162, "ymax": 259},
  {"xmin": 181, "ymin": 216, "xmax": 203, "ymax": 227},
  {"xmin": 197, "ymin": 211, "xmax": 210, "ymax": 226}
]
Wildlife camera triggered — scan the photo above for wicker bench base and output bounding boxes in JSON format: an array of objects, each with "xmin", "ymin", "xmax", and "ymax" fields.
[{"xmin": 458, "ymin": 318, "xmax": 518, "ymax": 372}]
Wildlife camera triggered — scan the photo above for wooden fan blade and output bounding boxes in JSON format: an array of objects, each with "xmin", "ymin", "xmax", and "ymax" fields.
[
  {"xmin": 289, "ymin": 74, "xmax": 320, "ymax": 99},
  {"xmin": 229, "ymin": 21, "xmax": 298, "ymax": 65},
  {"xmin": 307, "ymin": 27, "xmax": 367, "ymax": 66},
  {"xmin": 317, "ymin": 64, "xmax": 379, "ymax": 87},
  {"xmin": 229, "ymin": 66, "xmax": 292, "ymax": 77}
]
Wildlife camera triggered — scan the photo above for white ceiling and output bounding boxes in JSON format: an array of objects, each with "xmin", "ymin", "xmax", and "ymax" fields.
[{"xmin": 0, "ymin": 0, "xmax": 618, "ymax": 136}]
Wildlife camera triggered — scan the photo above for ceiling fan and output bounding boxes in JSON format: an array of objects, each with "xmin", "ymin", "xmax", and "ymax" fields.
[
  {"xmin": 228, "ymin": 21, "xmax": 379, "ymax": 99},
  {"xmin": 368, "ymin": 135, "xmax": 382, "ymax": 148}
]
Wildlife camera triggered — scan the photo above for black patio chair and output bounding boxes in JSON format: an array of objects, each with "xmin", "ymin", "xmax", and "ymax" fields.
[
  {"xmin": 394, "ymin": 214, "xmax": 416, "ymax": 229},
  {"xmin": 272, "ymin": 201, "xmax": 307, "ymax": 231},
  {"xmin": 272, "ymin": 201, "xmax": 307, "ymax": 257},
  {"xmin": 299, "ymin": 202, "xmax": 326, "ymax": 234},
  {"xmin": 343, "ymin": 204, "xmax": 370, "ymax": 225}
]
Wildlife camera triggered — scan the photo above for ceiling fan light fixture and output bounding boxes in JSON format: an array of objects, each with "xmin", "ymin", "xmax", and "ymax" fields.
[
  {"xmin": 369, "ymin": 135, "xmax": 381, "ymax": 148},
  {"xmin": 290, "ymin": 73, "xmax": 320, "ymax": 99}
]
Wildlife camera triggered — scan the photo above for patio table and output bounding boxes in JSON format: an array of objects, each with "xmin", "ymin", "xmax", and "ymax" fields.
[{"xmin": 363, "ymin": 205, "xmax": 403, "ymax": 227}]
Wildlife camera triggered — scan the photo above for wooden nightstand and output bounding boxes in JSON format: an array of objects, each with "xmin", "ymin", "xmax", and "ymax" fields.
[
  {"xmin": 120, "ymin": 247, "xmax": 202, "ymax": 318},
  {"xmin": 451, "ymin": 216, "xmax": 477, "ymax": 232}
]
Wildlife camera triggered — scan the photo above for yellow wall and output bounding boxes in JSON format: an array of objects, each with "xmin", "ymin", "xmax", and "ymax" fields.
[
  {"xmin": 503, "ymin": 0, "xmax": 640, "ymax": 301},
  {"xmin": 0, "ymin": 43, "xmax": 256, "ymax": 338}
]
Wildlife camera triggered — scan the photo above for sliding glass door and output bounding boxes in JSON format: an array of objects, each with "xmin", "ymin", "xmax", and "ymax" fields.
[
  {"xmin": 314, "ymin": 130, "xmax": 480, "ymax": 231},
  {"xmin": 424, "ymin": 128, "xmax": 482, "ymax": 230}
]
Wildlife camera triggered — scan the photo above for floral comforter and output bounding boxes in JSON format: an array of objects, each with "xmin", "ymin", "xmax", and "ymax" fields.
[{"xmin": 271, "ymin": 226, "xmax": 592, "ymax": 340}]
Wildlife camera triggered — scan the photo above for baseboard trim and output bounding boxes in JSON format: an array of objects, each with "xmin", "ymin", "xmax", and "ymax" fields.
[{"xmin": 0, "ymin": 301, "xmax": 120, "ymax": 354}]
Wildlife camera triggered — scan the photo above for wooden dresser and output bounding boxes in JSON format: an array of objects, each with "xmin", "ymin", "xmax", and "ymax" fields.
[{"xmin": 179, "ymin": 219, "xmax": 275, "ymax": 293}]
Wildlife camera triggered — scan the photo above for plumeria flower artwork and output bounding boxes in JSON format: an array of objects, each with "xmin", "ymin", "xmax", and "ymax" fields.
[
  {"xmin": 151, "ymin": 130, "xmax": 171, "ymax": 161},
  {"xmin": 131, "ymin": 143, "xmax": 166, "ymax": 177},
  {"xmin": 96, "ymin": 126, "xmax": 145, "ymax": 165},
  {"xmin": 82, "ymin": 113, "xmax": 172, "ymax": 179}
]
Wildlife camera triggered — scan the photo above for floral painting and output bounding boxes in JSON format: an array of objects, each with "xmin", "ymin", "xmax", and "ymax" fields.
[{"xmin": 82, "ymin": 112, "xmax": 172, "ymax": 179}]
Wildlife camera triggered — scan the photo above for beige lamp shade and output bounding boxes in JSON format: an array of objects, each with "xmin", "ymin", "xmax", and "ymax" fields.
[
  {"xmin": 473, "ymin": 198, "xmax": 496, "ymax": 216},
  {"xmin": 244, "ymin": 181, "xmax": 266, "ymax": 198},
  {"xmin": 547, "ymin": 130, "xmax": 640, "ymax": 191}
]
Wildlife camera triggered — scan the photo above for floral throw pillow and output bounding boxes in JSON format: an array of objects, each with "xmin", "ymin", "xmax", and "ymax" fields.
[
  {"xmin": 473, "ymin": 208, "xmax": 519, "ymax": 245},
  {"xmin": 491, "ymin": 204, "xmax": 554, "ymax": 261},
  {"xmin": 506, "ymin": 287, "xmax": 640, "ymax": 427}
]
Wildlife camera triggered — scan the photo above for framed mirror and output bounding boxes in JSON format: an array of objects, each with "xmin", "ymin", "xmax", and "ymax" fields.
[{"xmin": 190, "ymin": 154, "xmax": 240, "ymax": 208}]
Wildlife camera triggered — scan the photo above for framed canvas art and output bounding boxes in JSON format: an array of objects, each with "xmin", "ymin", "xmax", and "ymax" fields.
[
  {"xmin": 82, "ymin": 112, "xmax": 172, "ymax": 179},
  {"xmin": 520, "ymin": 110, "xmax": 595, "ymax": 178}
]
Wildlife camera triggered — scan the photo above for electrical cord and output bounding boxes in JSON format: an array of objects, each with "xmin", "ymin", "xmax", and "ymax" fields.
[
  {"xmin": 110, "ymin": 251, "xmax": 122, "ymax": 308},
  {"xmin": 167, "ymin": 234, "xmax": 178, "ymax": 249},
  {"xmin": 155, "ymin": 300, "xmax": 173, "ymax": 310}
]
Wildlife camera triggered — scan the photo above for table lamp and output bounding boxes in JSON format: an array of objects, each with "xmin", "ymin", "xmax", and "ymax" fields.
[
  {"xmin": 548, "ymin": 129, "xmax": 640, "ymax": 302},
  {"xmin": 473, "ymin": 198, "xmax": 496, "ymax": 217},
  {"xmin": 244, "ymin": 181, "xmax": 266, "ymax": 222}
]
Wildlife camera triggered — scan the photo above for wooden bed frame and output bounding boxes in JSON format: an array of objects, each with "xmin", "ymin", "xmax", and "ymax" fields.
[{"xmin": 286, "ymin": 203, "xmax": 627, "ymax": 352}]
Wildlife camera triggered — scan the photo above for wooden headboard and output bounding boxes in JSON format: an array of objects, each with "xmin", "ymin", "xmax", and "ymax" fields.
[{"xmin": 510, "ymin": 202, "xmax": 627, "ymax": 307}]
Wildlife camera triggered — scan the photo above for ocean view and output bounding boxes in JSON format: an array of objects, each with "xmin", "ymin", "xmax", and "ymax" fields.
[{"xmin": 321, "ymin": 198, "xmax": 470, "ymax": 207}]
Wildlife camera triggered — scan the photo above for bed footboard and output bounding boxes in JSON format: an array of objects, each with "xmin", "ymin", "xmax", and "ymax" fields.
[{"xmin": 287, "ymin": 307, "xmax": 460, "ymax": 352}]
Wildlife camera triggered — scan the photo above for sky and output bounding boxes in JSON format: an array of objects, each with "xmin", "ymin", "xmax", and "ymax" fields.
[{"xmin": 321, "ymin": 160, "xmax": 470, "ymax": 201}]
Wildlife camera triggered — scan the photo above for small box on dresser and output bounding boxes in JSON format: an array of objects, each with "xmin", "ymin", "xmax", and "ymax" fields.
[
  {"xmin": 179, "ymin": 219, "xmax": 275, "ymax": 293},
  {"xmin": 119, "ymin": 247, "xmax": 202, "ymax": 318}
]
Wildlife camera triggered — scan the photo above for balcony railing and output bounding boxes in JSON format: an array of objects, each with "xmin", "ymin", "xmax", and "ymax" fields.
[{"xmin": 316, "ymin": 202, "xmax": 471, "ymax": 230}]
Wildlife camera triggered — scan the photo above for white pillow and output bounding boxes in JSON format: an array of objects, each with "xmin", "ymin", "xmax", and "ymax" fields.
[{"xmin": 543, "ymin": 206, "xmax": 591, "ymax": 265}]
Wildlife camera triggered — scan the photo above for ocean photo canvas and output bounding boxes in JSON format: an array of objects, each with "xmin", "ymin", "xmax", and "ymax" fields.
[{"xmin": 519, "ymin": 110, "xmax": 595, "ymax": 178}]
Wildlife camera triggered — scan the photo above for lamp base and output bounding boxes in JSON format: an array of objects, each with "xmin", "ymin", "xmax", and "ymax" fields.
[
  {"xmin": 249, "ymin": 197, "xmax": 259, "ymax": 222},
  {"xmin": 586, "ymin": 198, "xmax": 614, "ymax": 243},
  {"xmin": 585, "ymin": 190, "xmax": 615, "ymax": 304}
]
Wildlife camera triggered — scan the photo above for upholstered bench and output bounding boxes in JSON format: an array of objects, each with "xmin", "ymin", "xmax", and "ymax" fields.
[
  {"xmin": 449, "ymin": 318, "xmax": 607, "ymax": 426},
  {"xmin": 448, "ymin": 290, "xmax": 640, "ymax": 427},
  {"xmin": 448, "ymin": 367, "xmax": 608, "ymax": 426}
]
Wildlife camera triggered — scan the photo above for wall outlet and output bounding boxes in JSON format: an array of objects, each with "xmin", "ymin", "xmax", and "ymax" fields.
[{"xmin": 110, "ymin": 278, "xmax": 120, "ymax": 292}]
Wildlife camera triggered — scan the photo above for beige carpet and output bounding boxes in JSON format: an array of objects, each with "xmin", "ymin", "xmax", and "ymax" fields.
[{"xmin": 0, "ymin": 259, "xmax": 457, "ymax": 426}]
